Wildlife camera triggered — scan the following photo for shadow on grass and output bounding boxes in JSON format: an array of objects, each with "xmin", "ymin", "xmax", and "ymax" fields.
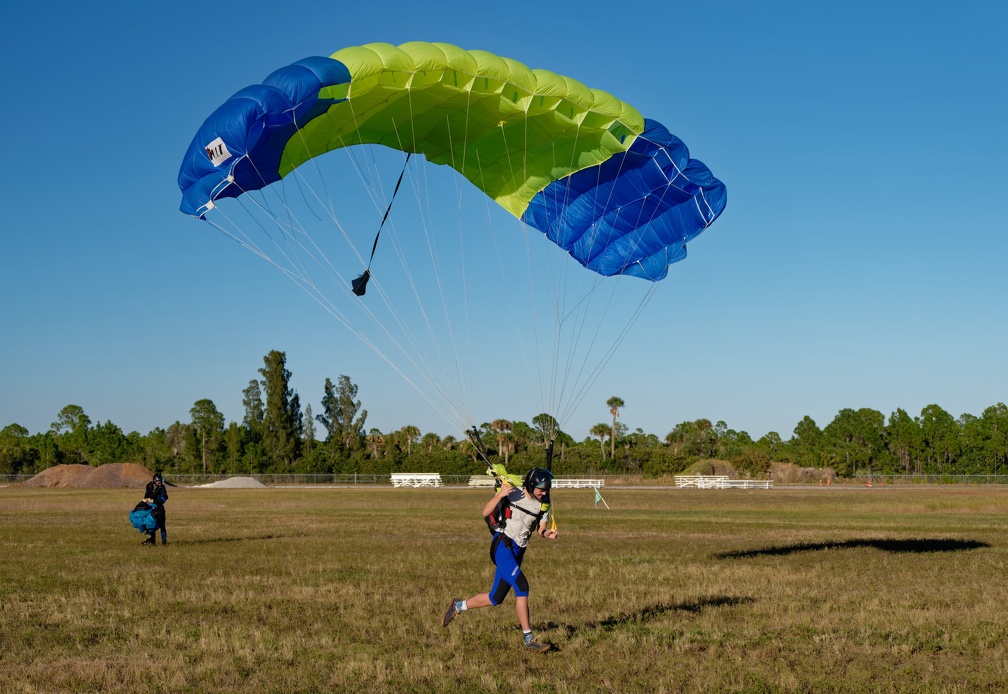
[
  {"xmin": 715, "ymin": 538, "xmax": 989, "ymax": 559},
  {"xmin": 171, "ymin": 533, "xmax": 294, "ymax": 545},
  {"xmin": 542, "ymin": 594, "xmax": 752, "ymax": 648}
]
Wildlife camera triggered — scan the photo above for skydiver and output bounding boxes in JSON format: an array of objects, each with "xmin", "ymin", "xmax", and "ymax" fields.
[
  {"xmin": 141, "ymin": 472, "xmax": 168, "ymax": 546},
  {"xmin": 441, "ymin": 467, "xmax": 558, "ymax": 653}
]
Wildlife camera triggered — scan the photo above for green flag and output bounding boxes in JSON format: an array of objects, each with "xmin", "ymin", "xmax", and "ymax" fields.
[{"xmin": 593, "ymin": 486, "xmax": 610, "ymax": 510}]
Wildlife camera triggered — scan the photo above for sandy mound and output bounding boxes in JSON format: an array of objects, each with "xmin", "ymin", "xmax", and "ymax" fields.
[
  {"xmin": 682, "ymin": 459, "xmax": 741, "ymax": 478},
  {"xmin": 769, "ymin": 462, "xmax": 836, "ymax": 483},
  {"xmin": 24, "ymin": 463, "xmax": 155, "ymax": 488},
  {"xmin": 24, "ymin": 464, "xmax": 93, "ymax": 488},
  {"xmin": 198, "ymin": 476, "xmax": 267, "ymax": 489}
]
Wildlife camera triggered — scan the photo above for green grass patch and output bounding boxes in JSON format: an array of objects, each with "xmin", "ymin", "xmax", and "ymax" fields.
[{"xmin": 2, "ymin": 486, "xmax": 1008, "ymax": 692}]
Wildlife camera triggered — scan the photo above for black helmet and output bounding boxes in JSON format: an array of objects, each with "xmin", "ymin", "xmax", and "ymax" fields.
[
  {"xmin": 523, "ymin": 467, "xmax": 553, "ymax": 493},
  {"xmin": 153, "ymin": 472, "xmax": 164, "ymax": 484}
]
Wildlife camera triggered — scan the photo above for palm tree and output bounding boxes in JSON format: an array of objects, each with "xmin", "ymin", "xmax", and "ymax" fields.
[
  {"xmin": 607, "ymin": 396, "xmax": 625, "ymax": 460},
  {"xmin": 421, "ymin": 431, "xmax": 441, "ymax": 453},
  {"xmin": 367, "ymin": 428, "xmax": 385, "ymax": 459},
  {"xmin": 401, "ymin": 425, "xmax": 420, "ymax": 456},
  {"xmin": 590, "ymin": 423, "xmax": 609, "ymax": 461},
  {"xmin": 490, "ymin": 419, "xmax": 512, "ymax": 465}
]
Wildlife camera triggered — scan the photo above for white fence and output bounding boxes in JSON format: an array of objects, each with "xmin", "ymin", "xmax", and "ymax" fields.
[
  {"xmin": 675, "ymin": 475, "xmax": 772, "ymax": 489},
  {"xmin": 391, "ymin": 473, "xmax": 442, "ymax": 488}
]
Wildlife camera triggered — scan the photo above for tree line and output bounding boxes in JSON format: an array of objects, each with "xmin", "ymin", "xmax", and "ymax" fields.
[{"xmin": 2, "ymin": 349, "xmax": 1007, "ymax": 478}]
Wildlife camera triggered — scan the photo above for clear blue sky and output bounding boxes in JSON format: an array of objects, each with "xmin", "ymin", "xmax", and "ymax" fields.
[{"xmin": 1, "ymin": 1, "xmax": 1005, "ymax": 443}]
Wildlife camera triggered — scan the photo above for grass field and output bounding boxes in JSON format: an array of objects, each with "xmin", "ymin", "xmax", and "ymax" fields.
[{"xmin": 2, "ymin": 484, "xmax": 1008, "ymax": 693}]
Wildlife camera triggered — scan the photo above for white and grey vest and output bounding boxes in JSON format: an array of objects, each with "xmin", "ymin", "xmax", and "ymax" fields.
[{"xmin": 500, "ymin": 486, "xmax": 549, "ymax": 548}]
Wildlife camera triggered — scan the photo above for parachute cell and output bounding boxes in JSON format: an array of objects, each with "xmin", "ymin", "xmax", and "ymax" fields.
[{"xmin": 178, "ymin": 42, "xmax": 726, "ymax": 281}]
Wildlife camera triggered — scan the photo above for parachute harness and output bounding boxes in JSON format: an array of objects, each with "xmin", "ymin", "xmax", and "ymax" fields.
[{"xmin": 483, "ymin": 454, "xmax": 558, "ymax": 536}]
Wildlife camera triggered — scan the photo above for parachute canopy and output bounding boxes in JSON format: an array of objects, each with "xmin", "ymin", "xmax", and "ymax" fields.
[{"xmin": 178, "ymin": 42, "xmax": 726, "ymax": 281}]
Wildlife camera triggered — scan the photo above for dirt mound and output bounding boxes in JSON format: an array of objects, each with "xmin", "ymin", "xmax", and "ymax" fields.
[
  {"xmin": 81, "ymin": 463, "xmax": 155, "ymax": 488},
  {"xmin": 23, "ymin": 464, "xmax": 93, "ymax": 488},
  {"xmin": 769, "ymin": 462, "xmax": 836, "ymax": 484},
  {"xmin": 24, "ymin": 463, "xmax": 155, "ymax": 488},
  {"xmin": 683, "ymin": 459, "xmax": 740, "ymax": 478}
]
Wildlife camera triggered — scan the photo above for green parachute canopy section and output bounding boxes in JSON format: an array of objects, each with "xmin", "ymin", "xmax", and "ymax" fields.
[{"xmin": 295, "ymin": 42, "xmax": 645, "ymax": 218}]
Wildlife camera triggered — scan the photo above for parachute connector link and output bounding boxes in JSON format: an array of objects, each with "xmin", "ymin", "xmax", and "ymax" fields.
[
  {"xmin": 466, "ymin": 426, "xmax": 486, "ymax": 457},
  {"xmin": 466, "ymin": 426, "xmax": 495, "ymax": 470}
]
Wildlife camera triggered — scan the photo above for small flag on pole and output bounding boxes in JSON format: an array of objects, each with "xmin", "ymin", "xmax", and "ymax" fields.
[{"xmin": 593, "ymin": 487, "xmax": 610, "ymax": 510}]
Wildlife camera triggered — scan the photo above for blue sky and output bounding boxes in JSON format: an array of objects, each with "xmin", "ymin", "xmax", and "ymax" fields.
[{"xmin": 1, "ymin": 1, "xmax": 1005, "ymax": 443}]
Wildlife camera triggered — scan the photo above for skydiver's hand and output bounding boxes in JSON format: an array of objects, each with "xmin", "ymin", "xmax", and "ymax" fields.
[
  {"xmin": 497, "ymin": 480, "xmax": 513, "ymax": 497},
  {"xmin": 542, "ymin": 528, "xmax": 558, "ymax": 541}
]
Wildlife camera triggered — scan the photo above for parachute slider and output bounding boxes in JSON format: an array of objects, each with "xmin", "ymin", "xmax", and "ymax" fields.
[
  {"xmin": 350, "ymin": 153, "xmax": 411, "ymax": 299},
  {"xmin": 351, "ymin": 269, "xmax": 370, "ymax": 297}
]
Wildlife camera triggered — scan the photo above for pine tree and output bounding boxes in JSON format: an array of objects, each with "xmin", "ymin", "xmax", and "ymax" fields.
[
  {"xmin": 318, "ymin": 375, "xmax": 368, "ymax": 449},
  {"xmin": 242, "ymin": 380, "xmax": 264, "ymax": 443},
  {"xmin": 258, "ymin": 350, "xmax": 301, "ymax": 468}
]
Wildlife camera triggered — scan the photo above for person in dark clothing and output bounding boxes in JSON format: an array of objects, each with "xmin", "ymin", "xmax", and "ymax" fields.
[{"xmin": 142, "ymin": 472, "xmax": 168, "ymax": 546}]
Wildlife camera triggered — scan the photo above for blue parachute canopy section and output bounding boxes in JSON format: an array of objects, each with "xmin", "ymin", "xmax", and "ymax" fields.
[
  {"xmin": 177, "ymin": 57, "xmax": 351, "ymax": 218},
  {"xmin": 522, "ymin": 120, "xmax": 726, "ymax": 281}
]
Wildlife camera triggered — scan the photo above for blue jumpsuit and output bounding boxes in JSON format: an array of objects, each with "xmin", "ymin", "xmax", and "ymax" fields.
[{"xmin": 487, "ymin": 487, "xmax": 548, "ymax": 605}]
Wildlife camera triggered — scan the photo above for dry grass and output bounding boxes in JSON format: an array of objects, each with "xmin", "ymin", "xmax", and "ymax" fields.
[{"xmin": 2, "ymin": 485, "xmax": 1008, "ymax": 692}]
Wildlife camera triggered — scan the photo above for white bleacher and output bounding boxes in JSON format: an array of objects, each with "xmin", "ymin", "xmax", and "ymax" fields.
[
  {"xmin": 467, "ymin": 476, "xmax": 604, "ymax": 489},
  {"xmin": 675, "ymin": 475, "xmax": 772, "ymax": 489},
  {"xmin": 552, "ymin": 478, "xmax": 605, "ymax": 489},
  {"xmin": 391, "ymin": 473, "xmax": 443, "ymax": 488},
  {"xmin": 675, "ymin": 474, "xmax": 728, "ymax": 488}
]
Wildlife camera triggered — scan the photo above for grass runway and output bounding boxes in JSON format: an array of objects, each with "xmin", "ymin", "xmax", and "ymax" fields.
[{"xmin": 2, "ymin": 484, "xmax": 1008, "ymax": 692}]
